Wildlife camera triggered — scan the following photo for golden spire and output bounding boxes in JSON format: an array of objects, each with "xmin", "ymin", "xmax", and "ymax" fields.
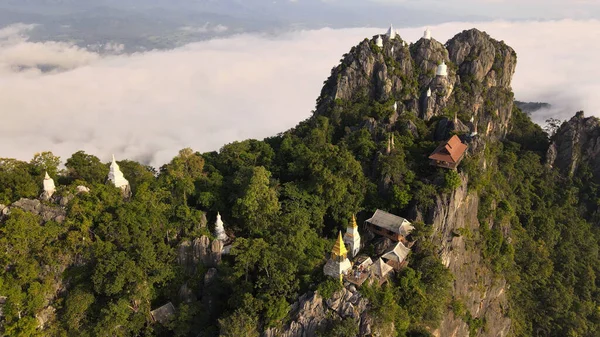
[
  {"xmin": 332, "ymin": 231, "xmax": 348, "ymax": 259},
  {"xmin": 351, "ymin": 214, "xmax": 358, "ymax": 228}
]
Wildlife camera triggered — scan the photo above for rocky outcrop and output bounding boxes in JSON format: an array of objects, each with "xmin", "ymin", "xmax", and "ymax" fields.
[
  {"xmin": 316, "ymin": 28, "xmax": 516, "ymax": 141},
  {"xmin": 417, "ymin": 174, "xmax": 511, "ymax": 337},
  {"xmin": 178, "ymin": 236, "xmax": 223, "ymax": 273},
  {"xmin": 263, "ymin": 286, "xmax": 372, "ymax": 337},
  {"xmin": 9, "ymin": 198, "xmax": 66, "ymax": 223},
  {"xmin": 547, "ymin": 111, "xmax": 600, "ymax": 180}
]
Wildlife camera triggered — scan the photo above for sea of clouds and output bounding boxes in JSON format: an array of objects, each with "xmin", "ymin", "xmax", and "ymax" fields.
[{"xmin": 0, "ymin": 20, "xmax": 598, "ymax": 167}]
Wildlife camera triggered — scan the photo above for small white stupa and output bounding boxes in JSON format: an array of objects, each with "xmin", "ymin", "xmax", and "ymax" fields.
[
  {"xmin": 375, "ymin": 35, "xmax": 383, "ymax": 48},
  {"xmin": 423, "ymin": 27, "xmax": 432, "ymax": 40},
  {"xmin": 393, "ymin": 101, "xmax": 398, "ymax": 112},
  {"xmin": 42, "ymin": 172, "xmax": 56, "ymax": 200},
  {"xmin": 108, "ymin": 155, "xmax": 130, "ymax": 191},
  {"xmin": 386, "ymin": 24, "xmax": 396, "ymax": 39},
  {"xmin": 214, "ymin": 212, "xmax": 229, "ymax": 242},
  {"xmin": 343, "ymin": 215, "xmax": 361, "ymax": 258},
  {"xmin": 436, "ymin": 61, "xmax": 448, "ymax": 77},
  {"xmin": 427, "ymin": 87, "xmax": 432, "ymax": 97},
  {"xmin": 390, "ymin": 46, "xmax": 394, "ymax": 55}
]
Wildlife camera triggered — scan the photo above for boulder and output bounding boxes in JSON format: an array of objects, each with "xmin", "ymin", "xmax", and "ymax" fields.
[{"xmin": 11, "ymin": 198, "xmax": 66, "ymax": 223}]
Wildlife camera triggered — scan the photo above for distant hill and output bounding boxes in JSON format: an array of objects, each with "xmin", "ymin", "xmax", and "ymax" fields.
[{"xmin": 515, "ymin": 100, "xmax": 551, "ymax": 115}]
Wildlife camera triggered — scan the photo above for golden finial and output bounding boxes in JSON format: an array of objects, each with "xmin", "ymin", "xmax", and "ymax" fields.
[
  {"xmin": 351, "ymin": 214, "xmax": 358, "ymax": 228},
  {"xmin": 332, "ymin": 231, "xmax": 348, "ymax": 258}
]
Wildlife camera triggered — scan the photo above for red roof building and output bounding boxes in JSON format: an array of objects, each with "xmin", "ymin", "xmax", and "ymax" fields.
[{"xmin": 429, "ymin": 135, "xmax": 467, "ymax": 169}]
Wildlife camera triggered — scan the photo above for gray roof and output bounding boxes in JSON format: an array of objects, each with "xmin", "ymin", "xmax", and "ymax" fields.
[
  {"xmin": 366, "ymin": 209, "xmax": 414, "ymax": 236},
  {"xmin": 370, "ymin": 258, "xmax": 393, "ymax": 278},
  {"xmin": 151, "ymin": 302, "xmax": 176, "ymax": 324},
  {"xmin": 381, "ymin": 242, "xmax": 411, "ymax": 263}
]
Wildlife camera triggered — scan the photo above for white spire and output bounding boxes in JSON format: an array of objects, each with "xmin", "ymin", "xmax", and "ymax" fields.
[
  {"xmin": 391, "ymin": 46, "xmax": 394, "ymax": 55},
  {"xmin": 427, "ymin": 87, "xmax": 432, "ymax": 97},
  {"xmin": 436, "ymin": 61, "xmax": 448, "ymax": 77},
  {"xmin": 42, "ymin": 171, "xmax": 56, "ymax": 199},
  {"xmin": 470, "ymin": 115, "xmax": 474, "ymax": 123},
  {"xmin": 423, "ymin": 27, "xmax": 432, "ymax": 40},
  {"xmin": 108, "ymin": 154, "xmax": 130, "ymax": 190},
  {"xmin": 386, "ymin": 24, "xmax": 396, "ymax": 39},
  {"xmin": 214, "ymin": 212, "xmax": 228, "ymax": 241},
  {"xmin": 375, "ymin": 35, "xmax": 383, "ymax": 48},
  {"xmin": 393, "ymin": 101, "xmax": 398, "ymax": 112}
]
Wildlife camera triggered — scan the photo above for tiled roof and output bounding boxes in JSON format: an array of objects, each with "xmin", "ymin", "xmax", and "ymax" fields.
[{"xmin": 428, "ymin": 135, "xmax": 468, "ymax": 164}]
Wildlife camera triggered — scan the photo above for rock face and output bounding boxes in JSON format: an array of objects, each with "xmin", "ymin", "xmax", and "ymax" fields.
[
  {"xmin": 317, "ymin": 28, "xmax": 516, "ymax": 140},
  {"xmin": 547, "ymin": 111, "xmax": 600, "ymax": 181},
  {"xmin": 416, "ymin": 174, "xmax": 511, "ymax": 337},
  {"xmin": 10, "ymin": 198, "xmax": 66, "ymax": 223},
  {"xmin": 264, "ymin": 287, "xmax": 371, "ymax": 337}
]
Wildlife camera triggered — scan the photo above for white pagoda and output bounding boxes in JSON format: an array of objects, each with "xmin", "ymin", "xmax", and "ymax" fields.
[
  {"xmin": 323, "ymin": 232, "xmax": 352, "ymax": 281},
  {"xmin": 108, "ymin": 155, "xmax": 130, "ymax": 191},
  {"xmin": 436, "ymin": 61, "xmax": 448, "ymax": 77},
  {"xmin": 386, "ymin": 24, "xmax": 396, "ymax": 39},
  {"xmin": 375, "ymin": 35, "xmax": 383, "ymax": 48},
  {"xmin": 41, "ymin": 172, "xmax": 56, "ymax": 200},
  {"xmin": 214, "ymin": 212, "xmax": 229, "ymax": 242},
  {"xmin": 427, "ymin": 87, "xmax": 432, "ymax": 97},
  {"xmin": 343, "ymin": 215, "xmax": 361, "ymax": 258},
  {"xmin": 423, "ymin": 27, "xmax": 432, "ymax": 40}
]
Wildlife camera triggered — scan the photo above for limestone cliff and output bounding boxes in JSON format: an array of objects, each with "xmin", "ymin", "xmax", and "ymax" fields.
[
  {"xmin": 316, "ymin": 28, "xmax": 516, "ymax": 140},
  {"xmin": 415, "ymin": 175, "xmax": 511, "ymax": 337},
  {"xmin": 299, "ymin": 28, "xmax": 518, "ymax": 336},
  {"xmin": 547, "ymin": 111, "xmax": 600, "ymax": 181}
]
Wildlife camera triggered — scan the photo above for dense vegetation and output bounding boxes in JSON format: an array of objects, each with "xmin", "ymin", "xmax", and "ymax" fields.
[{"xmin": 1, "ymin": 34, "xmax": 599, "ymax": 335}]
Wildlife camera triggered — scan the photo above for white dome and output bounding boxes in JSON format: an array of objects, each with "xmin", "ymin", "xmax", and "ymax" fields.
[
  {"xmin": 436, "ymin": 61, "xmax": 448, "ymax": 76},
  {"xmin": 375, "ymin": 35, "xmax": 383, "ymax": 48},
  {"xmin": 423, "ymin": 27, "xmax": 432, "ymax": 40},
  {"xmin": 386, "ymin": 24, "xmax": 396, "ymax": 39},
  {"xmin": 108, "ymin": 155, "xmax": 130, "ymax": 189}
]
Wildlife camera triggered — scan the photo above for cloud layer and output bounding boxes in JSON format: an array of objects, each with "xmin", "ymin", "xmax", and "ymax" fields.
[{"xmin": 1, "ymin": 20, "xmax": 598, "ymax": 167}]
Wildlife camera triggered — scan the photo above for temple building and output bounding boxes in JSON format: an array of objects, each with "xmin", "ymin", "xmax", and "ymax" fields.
[
  {"xmin": 214, "ymin": 212, "xmax": 229, "ymax": 242},
  {"xmin": 436, "ymin": 61, "xmax": 448, "ymax": 77},
  {"xmin": 386, "ymin": 24, "xmax": 396, "ymax": 39},
  {"xmin": 365, "ymin": 209, "xmax": 414, "ymax": 244},
  {"xmin": 423, "ymin": 27, "xmax": 432, "ymax": 40},
  {"xmin": 370, "ymin": 258, "xmax": 394, "ymax": 285},
  {"xmin": 381, "ymin": 242, "xmax": 411, "ymax": 270},
  {"xmin": 41, "ymin": 172, "xmax": 56, "ymax": 200},
  {"xmin": 428, "ymin": 135, "xmax": 468, "ymax": 169},
  {"xmin": 375, "ymin": 35, "xmax": 383, "ymax": 48},
  {"xmin": 323, "ymin": 232, "xmax": 352, "ymax": 281},
  {"xmin": 108, "ymin": 155, "xmax": 130, "ymax": 191},
  {"xmin": 343, "ymin": 215, "xmax": 361, "ymax": 258}
]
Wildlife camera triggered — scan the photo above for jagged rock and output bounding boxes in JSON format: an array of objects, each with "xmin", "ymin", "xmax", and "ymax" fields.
[
  {"xmin": 210, "ymin": 239, "xmax": 223, "ymax": 266},
  {"xmin": 193, "ymin": 236, "xmax": 210, "ymax": 266},
  {"xmin": 434, "ymin": 117, "xmax": 470, "ymax": 141},
  {"xmin": 11, "ymin": 198, "xmax": 66, "ymax": 223},
  {"xmin": 447, "ymin": 29, "xmax": 516, "ymax": 89},
  {"xmin": 177, "ymin": 240, "xmax": 192, "ymax": 271},
  {"xmin": 421, "ymin": 174, "xmax": 511, "ymax": 337},
  {"xmin": 58, "ymin": 193, "xmax": 74, "ymax": 207},
  {"xmin": 264, "ymin": 292, "xmax": 329, "ymax": 337},
  {"xmin": 201, "ymin": 268, "xmax": 219, "ymax": 315},
  {"xmin": 0, "ymin": 204, "xmax": 6, "ymax": 216},
  {"xmin": 179, "ymin": 283, "xmax": 196, "ymax": 303},
  {"xmin": 36, "ymin": 306, "xmax": 56, "ymax": 329},
  {"xmin": 204, "ymin": 268, "xmax": 218, "ymax": 287},
  {"xmin": 547, "ymin": 112, "xmax": 600, "ymax": 181},
  {"xmin": 198, "ymin": 212, "xmax": 207, "ymax": 229}
]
